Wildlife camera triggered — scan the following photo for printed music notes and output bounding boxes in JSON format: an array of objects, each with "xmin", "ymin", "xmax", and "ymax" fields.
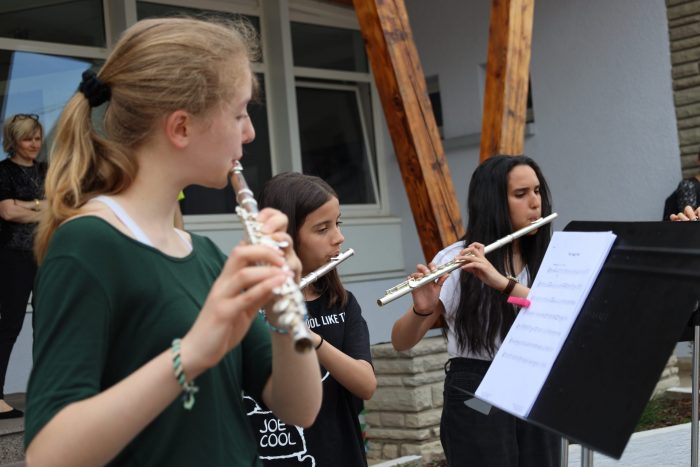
[{"xmin": 475, "ymin": 231, "xmax": 616, "ymax": 417}]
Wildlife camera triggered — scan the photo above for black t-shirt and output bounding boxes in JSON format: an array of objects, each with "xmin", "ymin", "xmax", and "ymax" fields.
[
  {"xmin": 0, "ymin": 158, "xmax": 47, "ymax": 250},
  {"xmin": 245, "ymin": 290, "xmax": 372, "ymax": 467}
]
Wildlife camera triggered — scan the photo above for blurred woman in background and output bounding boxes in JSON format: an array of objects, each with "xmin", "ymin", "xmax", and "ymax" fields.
[{"xmin": 0, "ymin": 113, "xmax": 46, "ymax": 418}]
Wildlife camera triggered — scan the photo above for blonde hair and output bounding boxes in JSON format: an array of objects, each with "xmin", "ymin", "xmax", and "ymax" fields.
[
  {"xmin": 3, "ymin": 115, "xmax": 43, "ymax": 156},
  {"xmin": 35, "ymin": 17, "xmax": 259, "ymax": 262}
]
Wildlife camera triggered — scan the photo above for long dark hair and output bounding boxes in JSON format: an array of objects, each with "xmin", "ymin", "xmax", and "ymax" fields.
[
  {"xmin": 259, "ymin": 172, "xmax": 348, "ymax": 307},
  {"xmin": 453, "ymin": 155, "xmax": 552, "ymax": 357}
]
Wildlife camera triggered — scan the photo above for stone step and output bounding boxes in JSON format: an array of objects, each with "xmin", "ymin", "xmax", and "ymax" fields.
[
  {"xmin": 370, "ymin": 455, "xmax": 422, "ymax": 466},
  {"xmin": 0, "ymin": 394, "xmax": 25, "ymax": 466},
  {"xmin": 664, "ymin": 383, "xmax": 700, "ymax": 399}
]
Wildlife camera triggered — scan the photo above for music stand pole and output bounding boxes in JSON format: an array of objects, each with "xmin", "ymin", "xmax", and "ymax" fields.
[
  {"xmin": 692, "ymin": 303, "xmax": 699, "ymax": 467},
  {"xmin": 581, "ymin": 447, "xmax": 594, "ymax": 467},
  {"xmin": 560, "ymin": 438, "xmax": 569, "ymax": 467}
]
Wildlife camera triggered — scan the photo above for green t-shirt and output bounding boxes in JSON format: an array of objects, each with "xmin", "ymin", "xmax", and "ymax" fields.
[{"xmin": 26, "ymin": 217, "xmax": 272, "ymax": 466}]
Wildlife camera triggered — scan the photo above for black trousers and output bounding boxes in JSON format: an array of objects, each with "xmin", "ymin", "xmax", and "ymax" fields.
[
  {"xmin": 440, "ymin": 358, "xmax": 560, "ymax": 467},
  {"xmin": 0, "ymin": 248, "xmax": 36, "ymax": 399}
]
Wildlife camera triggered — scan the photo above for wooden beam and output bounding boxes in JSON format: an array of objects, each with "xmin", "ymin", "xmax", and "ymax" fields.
[
  {"xmin": 480, "ymin": 0, "xmax": 535, "ymax": 161},
  {"xmin": 353, "ymin": 0, "xmax": 464, "ymax": 261}
]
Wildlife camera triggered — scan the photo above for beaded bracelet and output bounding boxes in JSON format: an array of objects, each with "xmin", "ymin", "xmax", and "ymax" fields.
[{"xmin": 170, "ymin": 338, "xmax": 199, "ymax": 410}]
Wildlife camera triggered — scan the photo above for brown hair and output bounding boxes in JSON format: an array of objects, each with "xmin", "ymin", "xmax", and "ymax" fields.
[
  {"xmin": 259, "ymin": 172, "xmax": 348, "ymax": 308},
  {"xmin": 35, "ymin": 17, "xmax": 259, "ymax": 262},
  {"xmin": 3, "ymin": 114, "xmax": 43, "ymax": 156}
]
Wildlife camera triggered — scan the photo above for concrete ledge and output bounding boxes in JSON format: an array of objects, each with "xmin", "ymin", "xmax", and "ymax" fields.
[
  {"xmin": 666, "ymin": 386, "xmax": 693, "ymax": 399},
  {"xmin": 370, "ymin": 455, "xmax": 422, "ymax": 467}
]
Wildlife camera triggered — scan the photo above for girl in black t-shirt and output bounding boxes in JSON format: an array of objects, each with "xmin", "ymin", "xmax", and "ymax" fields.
[{"xmin": 256, "ymin": 172, "xmax": 376, "ymax": 467}]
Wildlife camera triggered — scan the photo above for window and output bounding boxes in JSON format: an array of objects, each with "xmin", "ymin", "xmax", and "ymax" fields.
[
  {"xmin": 0, "ymin": 0, "xmax": 106, "ymax": 47},
  {"xmin": 291, "ymin": 20, "xmax": 380, "ymax": 210},
  {"xmin": 290, "ymin": 22, "xmax": 367, "ymax": 72},
  {"xmin": 426, "ymin": 75, "xmax": 444, "ymax": 139},
  {"xmin": 0, "ymin": 50, "xmax": 102, "ymax": 161},
  {"xmin": 296, "ymin": 82, "xmax": 377, "ymax": 205}
]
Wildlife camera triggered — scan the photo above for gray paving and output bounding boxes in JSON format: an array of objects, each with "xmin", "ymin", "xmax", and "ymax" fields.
[
  {"xmin": 0, "ymin": 394, "xmax": 24, "ymax": 466},
  {"xmin": 568, "ymin": 423, "xmax": 692, "ymax": 467}
]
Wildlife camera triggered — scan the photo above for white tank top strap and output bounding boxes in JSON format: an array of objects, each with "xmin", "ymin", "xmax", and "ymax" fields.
[
  {"xmin": 175, "ymin": 229, "xmax": 193, "ymax": 253},
  {"xmin": 91, "ymin": 195, "xmax": 193, "ymax": 253},
  {"xmin": 91, "ymin": 195, "xmax": 154, "ymax": 246}
]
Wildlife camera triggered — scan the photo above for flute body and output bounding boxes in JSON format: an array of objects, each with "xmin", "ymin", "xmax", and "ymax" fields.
[
  {"xmin": 229, "ymin": 162, "xmax": 312, "ymax": 352},
  {"xmin": 299, "ymin": 248, "xmax": 355, "ymax": 289},
  {"xmin": 377, "ymin": 213, "xmax": 558, "ymax": 306}
]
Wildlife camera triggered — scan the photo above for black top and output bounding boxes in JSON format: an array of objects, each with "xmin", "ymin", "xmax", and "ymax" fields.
[
  {"xmin": 246, "ymin": 291, "xmax": 372, "ymax": 467},
  {"xmin": 662, "ymin": 177, "xmax": 700, "ymax": 220},
  {"xmin": 0, "ymin": 158, "xmax": 47, "ymax": 250}
]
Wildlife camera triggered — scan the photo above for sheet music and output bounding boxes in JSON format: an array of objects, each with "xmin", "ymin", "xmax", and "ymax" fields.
[{"xmin": 475, "ymin": 231, "xmax": 617, "ymax": 417}]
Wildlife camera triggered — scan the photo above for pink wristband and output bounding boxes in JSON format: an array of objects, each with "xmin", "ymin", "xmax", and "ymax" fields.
[{"xmin": 507, "ymin": 296, "xmax": 531, "ymax": 308}]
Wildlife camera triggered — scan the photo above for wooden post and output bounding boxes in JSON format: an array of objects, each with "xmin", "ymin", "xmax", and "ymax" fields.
[
  {"xmin": 353, "ymin": 0, "xmax": 464, "ymax": 261},
  {"xmin": 480, "ymin": 0, "xmax": 535, "ymax": 161}
]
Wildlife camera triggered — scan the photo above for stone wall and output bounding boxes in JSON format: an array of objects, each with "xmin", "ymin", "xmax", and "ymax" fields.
[
  {"xmin": 365, "ymin": 336, "xmax": 447, "ymax": 464},
  {"xmin": 667, "ymin": 0, "xmax": 700, "ymax": 176},
  {"xmin": 654, "ymin": 354, "xmax": 681, "ymax": 397}
]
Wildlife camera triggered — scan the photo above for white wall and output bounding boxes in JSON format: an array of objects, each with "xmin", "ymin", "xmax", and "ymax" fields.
[{"xmin": 530, "ymin": 0, "xmax": 679, "ymax": 226}]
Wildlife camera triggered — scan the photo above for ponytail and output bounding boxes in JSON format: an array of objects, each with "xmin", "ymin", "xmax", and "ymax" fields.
[{"xmin": 34, "ymin": 93, "xmax": 137, "ymax": 262}]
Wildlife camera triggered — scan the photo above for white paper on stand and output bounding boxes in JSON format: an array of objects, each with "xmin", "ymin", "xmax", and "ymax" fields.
[{"xmin": 475, "ymin": 231, "xmax": 617, "ymax": 418}]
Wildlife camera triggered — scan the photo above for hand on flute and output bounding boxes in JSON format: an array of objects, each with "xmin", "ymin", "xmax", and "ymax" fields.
[
  {"xmin": 256, "ymin": 207, "xmax": 303, "ymax": 283},
  {"xmin": 457, "ymin": 242, "xmax": 511, "ymax": 292},
  {"xmin": 409, "ymin": 262, "xmax": 448, "ymax": 315}
]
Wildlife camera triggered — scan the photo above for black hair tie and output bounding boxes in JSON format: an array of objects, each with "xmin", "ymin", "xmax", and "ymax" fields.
[{"xmin": 78, "ymin": 69, "xmax": 111, "ymax": 108}]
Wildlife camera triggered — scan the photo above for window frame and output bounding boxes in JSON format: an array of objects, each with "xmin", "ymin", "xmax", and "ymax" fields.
[
  {"xmin": 295, "ymin": 79, "xmax": 381, "ymax": 211},
  {"xmin": 289, "ymin": 1, "xmax": 389, "ymax": 217}
]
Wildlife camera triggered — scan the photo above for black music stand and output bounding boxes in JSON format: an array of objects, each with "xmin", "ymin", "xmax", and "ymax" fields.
[{"xmin": 523, "ymin": 220, "xmax": 700, "ymax": 464}]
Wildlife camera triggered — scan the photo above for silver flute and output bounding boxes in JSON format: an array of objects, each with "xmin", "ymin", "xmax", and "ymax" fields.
[
  {"xmin": 229, "ymin": 162, "xmax": 312, "ymax": 352},
  {"xmin": 377, "ymin": 212, "xmax": 558, "ymax": 306},
  {"xmin": 299, "ymin": 248, "xmax": 355, "ymax": 289}
]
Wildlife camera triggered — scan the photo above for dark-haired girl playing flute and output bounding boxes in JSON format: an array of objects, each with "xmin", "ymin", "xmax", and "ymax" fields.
[{"xmin": 392, "ymin": 155, "xmax": 560, "ymax": 467}]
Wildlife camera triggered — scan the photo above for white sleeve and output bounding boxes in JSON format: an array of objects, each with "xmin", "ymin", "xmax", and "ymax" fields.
[{"xmin": 433, "ymin": 242, "xmax": 463, "ymax": 318}]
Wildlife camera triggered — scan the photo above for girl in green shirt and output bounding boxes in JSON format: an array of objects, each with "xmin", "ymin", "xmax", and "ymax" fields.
[{"xmin": 26, "ymin": 17, "xmax": 321, "ymax": 466}]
